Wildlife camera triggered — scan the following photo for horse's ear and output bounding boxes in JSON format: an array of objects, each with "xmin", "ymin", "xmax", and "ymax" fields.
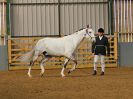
[{"xmin": 87, "ymin": 24, "xmax": 89, "ymax": 28}]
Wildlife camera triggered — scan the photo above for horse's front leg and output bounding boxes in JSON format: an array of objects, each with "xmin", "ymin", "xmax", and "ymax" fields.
[
  {"xmin": 68, "ymin": 56, "xmax": 77, "ymax": 74},
  {"xmin": 61, "ymin": 58, "xmax": 70, "ymax": 77}
]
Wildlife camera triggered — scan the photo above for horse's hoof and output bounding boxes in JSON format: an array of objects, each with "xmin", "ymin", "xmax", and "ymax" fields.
[
  {"xmin": 68, "ymin": 71, "xmax": 71, "ymax": 74},
  {"xmin": 27, "ymin": 73, "xmax": 32, "ymax": 78},
  {"xmin": 28, "ymin": 75, "xmax": 32, "ymax": 78},
  {"xmin": 61, "ymin": 75, "xmax": 66, "ymax": 77}
]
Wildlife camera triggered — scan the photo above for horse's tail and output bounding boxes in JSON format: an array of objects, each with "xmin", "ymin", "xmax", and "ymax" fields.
[{"xmin": 19, "ymin": 49, "xmax": 35, "ymax": 62}]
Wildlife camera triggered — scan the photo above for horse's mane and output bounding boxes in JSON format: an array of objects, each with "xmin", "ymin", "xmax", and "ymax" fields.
[
  {"xmin": 76, "ymin": 28, "xmax": 85, "ymax": 32},
  {"xmin": 73, "ymin": 28, "xmax": 86, "ymax": 35},
  {"xmin": 62, "ymin": 28, "xmax": 85, "ymax": 38},
  {"xmin": 69, "ymin": 28, "xmax": 85, "ymax": 35}
]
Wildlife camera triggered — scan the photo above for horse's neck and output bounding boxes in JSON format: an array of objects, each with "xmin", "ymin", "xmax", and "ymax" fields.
[{"xmin": 72, "ymin": 30, "xmax": 85, "ymax": 48}]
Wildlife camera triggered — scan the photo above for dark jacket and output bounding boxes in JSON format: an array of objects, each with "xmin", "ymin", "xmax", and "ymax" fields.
[{"xmin": 92, "ymin": 36, "xmax": 110, "ymax": 56}]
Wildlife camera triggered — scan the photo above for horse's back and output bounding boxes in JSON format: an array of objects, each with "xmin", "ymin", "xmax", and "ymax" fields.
[{"xmin": 35, "ymin": 37, "xmax": 66, "ymax": 55}]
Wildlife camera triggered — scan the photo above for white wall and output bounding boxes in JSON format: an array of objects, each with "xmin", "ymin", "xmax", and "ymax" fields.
[{"xmin": 10, "ymin": 0, "xmax": 109, "ymax": 36}]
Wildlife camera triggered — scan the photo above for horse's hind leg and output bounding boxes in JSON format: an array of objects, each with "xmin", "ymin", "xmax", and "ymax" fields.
[
  {"xmin": 28, "ymin": 61, "xmax": 34, "ymax": 77},
  {"xmin": 28, "ymin": 51, "xmax": 39, "ymax": 77},
  {"xmin": 68, "ymin": 56, "xmax": 77, "ymax": 74},
  {"xmin": 61, "ymin": 58, "xmax": 70, "ymax": 77},
  {"xmin": 28, "ymin": 65, "xmax": 32, "ymax": 77},
  {"xmin": 40, "ymin": 58, "xmax": 49, "ymax": 77}
]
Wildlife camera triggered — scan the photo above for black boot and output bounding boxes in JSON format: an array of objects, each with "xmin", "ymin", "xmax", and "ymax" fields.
[
  {"xmin": 101, "ymin": 72, "xmax": 104, "ymax": 76},
  {"xmin": 92, "ymin": 70, "xmax": 97, "ymax": 75}
]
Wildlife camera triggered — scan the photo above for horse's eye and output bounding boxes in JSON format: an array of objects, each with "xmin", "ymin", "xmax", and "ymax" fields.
[{"xmin": 89, "ymin": 32, "xmax": 91, "ymax": 33}]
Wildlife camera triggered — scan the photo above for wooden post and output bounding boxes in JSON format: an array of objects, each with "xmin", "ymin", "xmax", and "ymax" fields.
[
  {"xmin": 0, "ymin": 0, "xmax": 6, "ymax": 45},
  {"xmin": 8, "ymin": 38, "xmax": 11, "ymax": 64},
  {"xmin": 114, "ymin": 32, "xmax": 118, "ymax": 60}
]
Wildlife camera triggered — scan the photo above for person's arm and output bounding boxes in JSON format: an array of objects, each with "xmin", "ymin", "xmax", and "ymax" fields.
[
  {"xmin": 92, "ymin": 41, "xmax": 96, "ymax": 53},
  {"xmin": 105, "ymin": 37, "xmax": 110, "ymax": 56}
]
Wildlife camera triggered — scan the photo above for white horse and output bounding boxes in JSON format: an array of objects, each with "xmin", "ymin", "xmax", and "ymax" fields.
[{"xmin": 20, "ymin": 25, "xmax": 96, "ymax": 77}]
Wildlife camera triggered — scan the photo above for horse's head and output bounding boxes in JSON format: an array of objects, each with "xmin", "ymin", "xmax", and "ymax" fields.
[{"xmin": 84, "ymin": 25, "xmax": 96, "ymax": 42}]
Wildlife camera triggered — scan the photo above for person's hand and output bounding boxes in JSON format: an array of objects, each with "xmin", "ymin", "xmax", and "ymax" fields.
[
  {"xmin": 107, "ymin": 53, "xmax": 110, "ymax": 57},
  {"xmin": 92, "ymin": 53, "xmax": 95, "ymax": 56}
]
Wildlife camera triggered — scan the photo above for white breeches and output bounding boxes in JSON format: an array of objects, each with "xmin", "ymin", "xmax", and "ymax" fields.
[{"xmin": 93, "ymin": 55, "xmax": 105, "ymax": 72}]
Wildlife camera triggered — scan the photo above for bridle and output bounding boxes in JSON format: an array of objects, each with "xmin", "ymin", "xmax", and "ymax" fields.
[
  {"xmin": 85, "ymin": 29, "xmax": 95, "ymax": 40},
  {"xmin": 86, "ymin": 32, "xmax": 93, "ymax": 39}
]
